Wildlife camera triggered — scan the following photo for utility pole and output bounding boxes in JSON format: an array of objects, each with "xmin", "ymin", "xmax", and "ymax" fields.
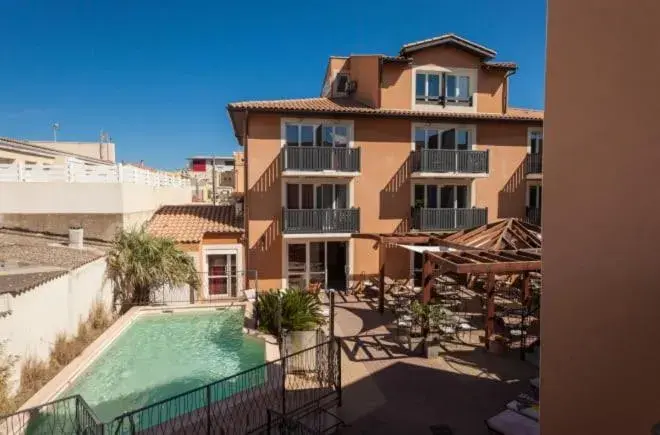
[{"xmin": 211, "ymin": 156, "xmax": 217, "ymax": 205}]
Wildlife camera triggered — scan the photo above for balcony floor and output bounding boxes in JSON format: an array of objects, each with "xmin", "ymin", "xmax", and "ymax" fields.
[{"xmin": 411, "ymin": 172, "xmax": 489, "ymax": 179}]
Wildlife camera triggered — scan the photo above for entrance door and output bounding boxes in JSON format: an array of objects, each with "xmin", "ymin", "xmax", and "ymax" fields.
[
  {"xmin": 207, "ymin": 254, "xmax": 236, "ymax": 297},
  {"xmin": 326, "ymin": 242, "xmax": 348, "ymax": 291}
]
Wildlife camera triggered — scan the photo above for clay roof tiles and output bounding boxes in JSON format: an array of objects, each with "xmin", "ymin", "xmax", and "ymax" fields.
[{"xmin": 147, "ymin": 205, "xmax": 243, "ymax": 243}]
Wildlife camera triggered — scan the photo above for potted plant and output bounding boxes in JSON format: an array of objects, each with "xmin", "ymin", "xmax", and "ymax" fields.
[
  {"xmin": 68, "ymin": 224, "xmax": 84, "ymax": 249},
  {"xmin": 256, "ymin": 289, "xmax": 325, "ymax": 355},
  {"xmin": 488, "ymin": 334, "xmax": 508, "ymax": 354}
]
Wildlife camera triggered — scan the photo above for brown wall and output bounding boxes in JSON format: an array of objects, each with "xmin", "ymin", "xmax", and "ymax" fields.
[
  {"xmin": 202, "ymin": 233, "xmax": 242, "ymax": 245},
  {"xmin": 244, "ymin": 111, "xmax": 537, "ymax": 287},
  {"xmin": 477, "ymin": 70, "xmax": 507, "ymax": 113},
  {"xmin": 380, "ymin": 63, "xmax": 412, "ymax": 109},
  {"xmin": 475, "ymin": 123, "xmax": 529, "ymax": 221},
  {"xmin": 408, "ymin": 45, "xmax": 482, "ymax": 69},
  {"xmin": 245, "ymin": 113, "xmax": 283, "ymax": 290},
  {"xmin": 542, "ymin": 1, "xmax": 660, "ymax": 434},
  {"xmin": 348, "ymin": 55, "xmax": 380, "ymax": 107}
]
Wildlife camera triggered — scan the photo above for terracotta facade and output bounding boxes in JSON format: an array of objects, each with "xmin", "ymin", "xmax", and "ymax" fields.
[{"xmin": 230, "ymin": 34, "xmax": 543, "ymax": 291}]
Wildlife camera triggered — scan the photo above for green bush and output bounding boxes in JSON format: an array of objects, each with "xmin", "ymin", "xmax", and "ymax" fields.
[{"xmin": 256, "ymin": 289, "xmax": 325, "ymax": 335}]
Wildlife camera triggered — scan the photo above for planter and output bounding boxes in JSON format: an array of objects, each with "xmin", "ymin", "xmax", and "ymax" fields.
[
  {"xmin": 488, "ymin": 336, "xmax": 507, "ymax": 355},
  {"xmin": 284, "ymin": 330, "xmax": 318, "ymax": 371},
  {"xmin": 68, "ymin": 227, "xmax": 83, "ymax": 249}
]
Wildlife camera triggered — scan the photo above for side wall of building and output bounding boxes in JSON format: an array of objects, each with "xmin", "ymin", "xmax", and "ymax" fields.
[
  {"xmin": 542, "ymin": 0, "xmax": 660, "ymax": 433},
  {"xmin": 0, "ymin": 257, "xmax": 113, "ymax": 393}
]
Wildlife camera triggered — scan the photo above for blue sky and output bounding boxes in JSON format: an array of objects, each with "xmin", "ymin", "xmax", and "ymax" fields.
[{"xmin": 0, "ymin": 0, "xmax": 546, "ymax": 169}]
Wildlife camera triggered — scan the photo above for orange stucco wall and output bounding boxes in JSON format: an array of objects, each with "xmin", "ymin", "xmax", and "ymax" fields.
[
  {"xmin": 202, "ymin": 233, "xmax": 242, "ymax": 245},
  {"xmin": 408, "ymin": 45, "xmax": 482, "ymax": 69},
  {"xmin": 244, "ymin": 111, "xmax": 538, "ymax": 287},
  {"xmin": 474, "ymin": 123, "xmax": 529, "ymax": 222},
  {"xmin": 176, "ymin": 242, "xmax": 200, "ymax": 252},
  {"xmin": 233, "ymin": 151, "xmax": 245, "ymax": 194},
  {"xmin": 348, "ymin": 55, "xmax": 380, "ymax": 107},
  {"xmin": 380, "ymin": 63, "xmax": 412, "ymax": 110},
  {"xmin": 542, "ymin": 0, "xmax": 660, "ymax": 433},
  {"xmin": 477, "ymin": 69, "xmax": 507, "ymax": 113}
]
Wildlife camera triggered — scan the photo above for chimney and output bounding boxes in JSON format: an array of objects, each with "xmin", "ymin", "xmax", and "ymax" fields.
[{"xmin": 68, "ymin": 225, "xmax": 84, "ymax": 249}]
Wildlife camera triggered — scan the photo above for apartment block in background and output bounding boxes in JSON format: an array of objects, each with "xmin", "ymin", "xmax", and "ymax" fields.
[
  {"xmin": 187, "ymin": 155, "xmax": 236, "ymax": 203},
  {"xmin": 228, "ymin": 34, "xmax": 544, "ymax": 290}
]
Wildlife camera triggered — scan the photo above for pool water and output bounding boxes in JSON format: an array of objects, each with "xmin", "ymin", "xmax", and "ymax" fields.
[{"xmin": 60, "ymin": 308, "xmax": 265, "ymax": 423}]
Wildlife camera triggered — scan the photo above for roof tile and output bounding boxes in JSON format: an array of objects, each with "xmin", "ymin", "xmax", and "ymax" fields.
[
  {"xmin": 228, "ymin": 98, "xmax": 543, "ymax": 121},
  {"xmin": 147, "ymin": 205, "xmax": 243, "ymax": 243}
]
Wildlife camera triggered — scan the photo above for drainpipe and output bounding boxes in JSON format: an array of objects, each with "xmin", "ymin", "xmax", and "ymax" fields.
[
  {"xmin": 242, "ymin": 109, "xmax": 250, "ymax": 291},
  {"xmin": 503, "ymin": 69, "xmax": 517, "ymax": 114}
]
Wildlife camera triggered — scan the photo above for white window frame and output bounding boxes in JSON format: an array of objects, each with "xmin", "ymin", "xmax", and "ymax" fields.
[
  {"xmin": 527, "ymin": 127, "xmax": 543, "ymax": 154},
  {"xmin": 412, "ymin": 183, "xmax": 472, "ymax": 209},
  {"xmin": 411, "ymin": 122, "xmax": 477, "ymax": 151},
  {"xmin": 201, "ymin": 244, "xmax": 243, "ymax": 299},
  {"xmin": 281, "ymin": 118, "xmax": 354, "ymax": 149},
  {"xmin": 283, "ymin": 239, "xmax": 352, "ymax": 290},
  {"xmin": 415, "ymin": 71, "xmax": 442, "ymax": 102},
  {"xmin": 411, "ymin": 65, "xmax": 478, "ymax": 113},
  {"xmin": 285, "ymin": 182, "xmax": 350, "ymax": 210}
]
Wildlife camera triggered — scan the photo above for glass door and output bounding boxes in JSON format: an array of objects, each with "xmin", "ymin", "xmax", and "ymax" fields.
[
  {"xmin": 287, "ymin": 244, "xmax": 307, "ymax": 289},
  {"xmin": 207, "ymin": 254, "xmax": 237, "ymax": 298}
]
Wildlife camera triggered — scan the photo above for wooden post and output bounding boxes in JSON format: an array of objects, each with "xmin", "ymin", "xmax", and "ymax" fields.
[
  {"xmin": 484, "ymin": 273, "xmax": 496, "ymax": 350},
  {"xmin": 422, "ymin": 252, "xmax": 434, "ymax": 304},
  {"xmin": 378, "ymin": 243, "xmax": 386, "ymax": 314}
]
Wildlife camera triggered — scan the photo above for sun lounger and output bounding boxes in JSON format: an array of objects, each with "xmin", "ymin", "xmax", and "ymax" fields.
[{"xmin": 485, "ymin": 409, "xmax": 539, "ymax": 435}]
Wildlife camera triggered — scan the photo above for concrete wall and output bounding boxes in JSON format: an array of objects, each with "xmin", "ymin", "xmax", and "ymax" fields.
[
  {"xmin": 0, "ymin": 258, "xmax": 113, "ymax": 392},
  {"xmin": 542, "ymin": 1, "xmax": 660, "ymax": 434},
  {"xmin": 0, "ymin": 183, "xmax": 191, "ymax": 240},
  {"xmin": 29, "ymin": 141, "xmax": 116, "ymax": 162},
  {"xmin": 0, "ymin": 149, "xmax": 61, "ymax": 165},
  {"xmin": 244, "ymin": 112, "xmax": 538, "ymax": 287}
]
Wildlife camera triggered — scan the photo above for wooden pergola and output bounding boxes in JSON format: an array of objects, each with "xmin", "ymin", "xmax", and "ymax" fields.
[{"xmin": 352, "ymin": 218, "xmax": 542, "ymax": 349}]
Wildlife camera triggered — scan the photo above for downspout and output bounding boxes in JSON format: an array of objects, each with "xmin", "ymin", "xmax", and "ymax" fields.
[{"xmin": 503, "ymin": 69, "xmax": 517, "ymax": 114}]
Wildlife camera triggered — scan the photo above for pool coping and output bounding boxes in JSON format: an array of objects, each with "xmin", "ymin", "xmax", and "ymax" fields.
[{"xmin": 19, "ymin": 302, "xmax": 279, "ymax": 414}]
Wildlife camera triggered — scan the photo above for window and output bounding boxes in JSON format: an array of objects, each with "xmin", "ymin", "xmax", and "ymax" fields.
[
  {"xmin": 286, "ymin": 183, "xmax": 347, "ymax": 209},
  {"xmin": 415, "ymin": 127, "xmax": 471, "ymax": 150},
  {"xmin": 529, "ymin": 130, "xmax": 543, "ymax": 154},
  {"xmin": 414, "ymin": 184, "xmax": 469, "ymax": 209},
  {"xmin": 415, "ymin": 72, "xmax": 442, "ymax": 103},
  {"xmin": 287, "ymin": 244, "xmax": 307, "ymax": 289},
  {"xmin": 528, "ymin": 185, "xmax": 542, "ymax": 208},
  {"xmin": 192, "ymin": 159, "xmax": 206, "ymax": 172},
  {"xmin": 415, "ymin": 72, "xmax": 472, "ymax": 106},
  {"xmin": 285, "ymin": 123, "xmax": 350, "ymax": 148},
  {"xmin": 207, "ymin": 254, "xmax": 237, "ymax": 297},
  {"xmin": 334, "ymin": 73, "xmax": 350, "ymax": 95}
]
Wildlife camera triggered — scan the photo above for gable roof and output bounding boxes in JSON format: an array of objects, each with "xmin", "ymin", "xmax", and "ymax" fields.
[
  {"xmin": 400, "ymin": 34, "xmax": 497, "ymax": 59},
  {"xmin": 0, "ymin": 137, "xmax": 113, "ymax": 166},
  {"xmin": 147, "ymin": 205, "xmax": 243, "ymax": 243}
]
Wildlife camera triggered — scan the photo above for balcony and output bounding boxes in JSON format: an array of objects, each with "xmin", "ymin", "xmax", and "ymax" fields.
[
  {"xmin": 412, "ymin": 207, "xmax": 487, "ymax": 232},
  {"xmin": 282, "ymin": 208, "xmax": 360, "ymax": 234},
  {"xmin": 412, "ymin": 149, "xmax": 489, "ymax": 176},
  {"xmin": 525, "ymin": 154, "xmax": 543, "ymax": 176},
  {"xmin": 525, "ymin": 207, "xmax": 541, "ymax": 226},
  {"xmin": 281, "ymin": 146, "xmax": 360, "ymax": 175}
]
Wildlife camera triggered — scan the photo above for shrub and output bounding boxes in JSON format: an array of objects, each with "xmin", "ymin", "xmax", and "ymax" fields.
[
  {"xmin": 13, "ymin": 356, "xmax": 53, "ymax": 406},
  {"xmin": 256, "ymin": 289, "xmax": 325, "ymax": 336},
  {"xmin": 89, "ymin": 301, "xmax": 112, "ymax": 330},
  {"xmin": 0, "ymin": 341, "xmax": 18, "ymax": 415}
]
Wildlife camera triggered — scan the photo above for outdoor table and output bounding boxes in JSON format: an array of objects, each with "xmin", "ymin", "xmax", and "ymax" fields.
[{"xmin": 486, "ymin": 409, "xmax": 539, "ymax": 435}]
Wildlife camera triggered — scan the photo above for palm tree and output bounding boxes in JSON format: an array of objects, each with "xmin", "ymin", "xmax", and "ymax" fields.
[{"xmin": 106, "ymin": 227, "xmax": 200, "ymax": 313}]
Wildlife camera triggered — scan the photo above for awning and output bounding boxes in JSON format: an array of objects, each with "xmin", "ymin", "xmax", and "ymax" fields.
[{"xmin": 396, "ymin": 244, "xmax": 456, "ymax": 254}]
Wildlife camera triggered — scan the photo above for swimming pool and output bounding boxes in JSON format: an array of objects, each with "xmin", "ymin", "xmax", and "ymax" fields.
[{"xmin": 59, "ymin": 308, "xmax": 265, "ymax": 423}]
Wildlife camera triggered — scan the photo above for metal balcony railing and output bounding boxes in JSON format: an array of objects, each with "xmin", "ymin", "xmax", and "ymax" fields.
[
  {"xmin": 525, "ymin": 154, "xmax": 543, "ymax": 174},
  {"xmin": 282, "ymin": 208, "xmax": 360, "ymax": 234},
  {"xmin": 412, "ymin": 207, "xmax": 487, "ymax": 231},
  {"xmin": 412, "ymin": 149, "xmax": 489, "ymax": 174},
  {"xmin": 525, "ymin": 207, "xmax": 541, "ymax": 226},
  {"xmin": 281, "ymin": 147, "xmax": 361, "ymax": 173}
]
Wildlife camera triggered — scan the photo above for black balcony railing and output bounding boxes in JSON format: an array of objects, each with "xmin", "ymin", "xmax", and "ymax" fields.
[
  {"xmin": 525, "ymin": 153, "xmax": 543, "ymax": 174},
  {"xmin": 525, "ymin": 207, "xmax": 541, "ymax": 226},
  {"xmin": 282, "ymin": 208, "xmax": 360, "ymax": 234},
  {"xmin": 282, "ymin": 146, "xmax": 361, "ymax": 172},
  {"xmin": 412, "ymin": 207, "xmax": 488, "ymax": 231},
  {"xmin": 412, "ymin": 149, "xmax": 489, "ymax": 173}
]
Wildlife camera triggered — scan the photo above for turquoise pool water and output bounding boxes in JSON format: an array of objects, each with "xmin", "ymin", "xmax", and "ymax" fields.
[{"xmin": 60, "ymin": 308, "xmax": 265, "ymax": 423}]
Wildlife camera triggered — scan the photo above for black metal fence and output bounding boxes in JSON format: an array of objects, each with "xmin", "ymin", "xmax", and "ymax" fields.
[
  {"xmin": 282, "ymin": 147, "xmax": 361, "ymax": 173},
  {"xmin": 525, "ymin": 153, "xmax": 542, "ymax": 174},
  {"xmin": 0, "ymin": 339, "xmax": 341, "ymax": 435},
  {"xmin": 282, "ymin": 208, "xmax": 360, "ymax": 234},
  {"xmin": 412, "ymin": 149, "xmax": 489, "ymax": 173},
  {"xmin": 412, "ymin": 207, "xmax": 488, "ymax": 231},
  {"xmin": 114, "ymin": 270, "xmax": 259, "ymax": 310},
  {"xmin": 0, "ymin": 394, "xmax": 101, "ymax": 435},
  {"xmin": 525, "ymin": 207, "xmax": 541, "ymax": 226}
]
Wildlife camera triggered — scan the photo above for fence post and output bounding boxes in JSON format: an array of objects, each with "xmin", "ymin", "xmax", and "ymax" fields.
[
  {"xmin": 336, "ymin": 337, "xmax": 342, "ymax": 407},
  {"xmin": 206, "ymin": 385, "xmax": 211, "ymax": 435},
  {"xmin": 281, "ymin": 349, "xmax": 287, "ymax": 417},
  {"xmin": 117, "ymin": 163, "xmax": 123, "ymax": 183},
  {"xmin": 16, "ymin": 161, "xmax": 25, "ymax": 181}
]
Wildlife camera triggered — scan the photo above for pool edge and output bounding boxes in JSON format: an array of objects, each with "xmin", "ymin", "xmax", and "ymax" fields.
[{"xmin": 18, "ymin": 302, "xmax": 278, "ymax": 413}]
